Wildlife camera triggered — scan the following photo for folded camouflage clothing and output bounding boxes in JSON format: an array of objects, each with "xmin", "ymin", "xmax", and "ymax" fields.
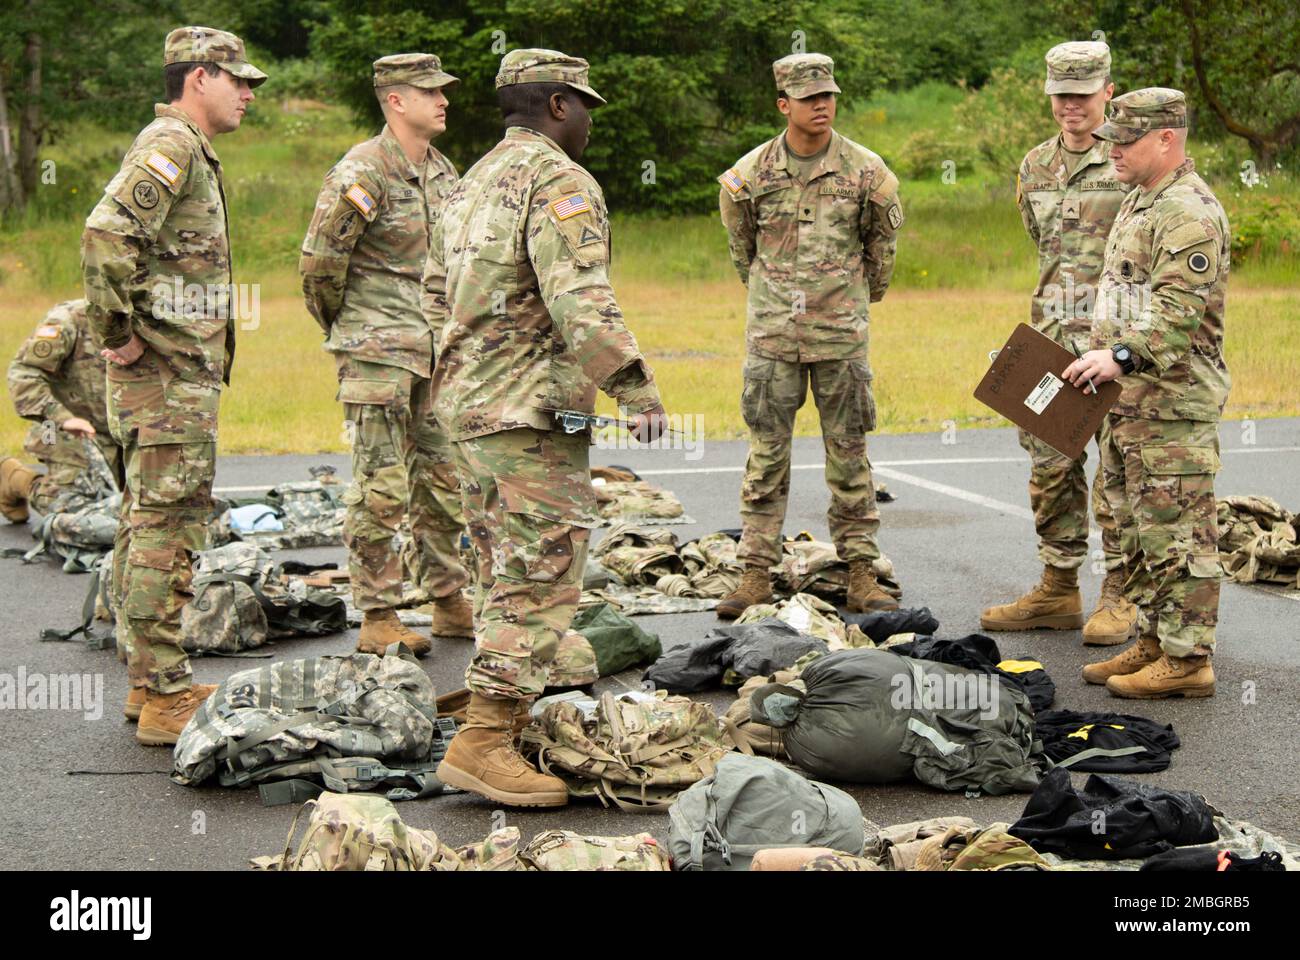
[
  {"xmin": 1217, "ymin": 495, "xmax": 1300, "ymax": 588},
  {"xmin": 593, "ymin": 479, "xmax": 689, "ymax": 524}
]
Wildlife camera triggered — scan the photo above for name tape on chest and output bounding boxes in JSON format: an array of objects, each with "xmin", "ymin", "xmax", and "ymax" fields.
[
  {"xmin": 144, "ymin": 151, "xmax": 183, "ymax": 188},
  {"xmin": 720, "ymin": 168, "xmax": 747, "ymax": 195},
  {"xmin": 551, "ymin": 193, "xmax": 591, "ymax": 221},
  {"xmin": 344, "ymin": 184, "xmax": 377, "ymax": 216}
]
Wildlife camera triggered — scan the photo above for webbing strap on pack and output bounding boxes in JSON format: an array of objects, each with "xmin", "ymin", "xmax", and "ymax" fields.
[{"xmin": 39, "ymin": 562, "xmax": 113, "ymax": 648}]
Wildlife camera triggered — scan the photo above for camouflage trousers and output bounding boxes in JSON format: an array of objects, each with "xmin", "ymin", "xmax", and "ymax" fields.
[
  {"xmin": 22, "ymin": 424, "xmax": 121, "ymax": 515},
  {"xmin": 338, "ymin": 357, "xmax": 468, "ymax": 611},
  {"xmin": 106, "ymin": 358, "xmax": 216, "ymax": 694},
  {"xmin": 738, "ymin": 355, "xmax": 879, "ymax": 569},
  {"xmin": 1100, "ymin": 415, "xmax": 1222, "ymax": 657},
  {"xmin": 1017, "ymin": 425, "xmax": 1121, "ymax": 571},
  {"xmin": 452, "ymin": 427, "xmax": 598, "ymax": 700}
]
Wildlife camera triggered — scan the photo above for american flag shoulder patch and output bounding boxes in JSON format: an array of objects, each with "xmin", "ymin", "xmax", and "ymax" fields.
[
  {"xmin": 144, "ymin": 151, "xmax": 183, "ymax": 188},
  {"xmin": 344, "ymin": 184, "xmax": 377, "ymax": 216},
  {"xmin": 35, "ymin": 325, "xmax": 62, "ymax": 339},
  {"xmin": 550, "ymin": 193, "xmax": 591, "ymax": 221},
  {"xmin": 720, "ymin": 167, "xmax": 746, "ymax": 195}
]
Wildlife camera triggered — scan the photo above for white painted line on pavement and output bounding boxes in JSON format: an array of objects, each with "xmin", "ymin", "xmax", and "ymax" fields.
[
  {"xmin": 212, "ymin": 444, "xmax": 1300, "ymax": 492},
  {"xmin": 871, "ymin": 466, "xmax": 1034, "ymax": 520}
]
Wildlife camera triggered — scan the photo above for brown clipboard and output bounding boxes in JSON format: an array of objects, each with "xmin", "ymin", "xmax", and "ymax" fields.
[{"xmin": 973, "ymin": 323, "xmax": 1120, "ymax": 460}]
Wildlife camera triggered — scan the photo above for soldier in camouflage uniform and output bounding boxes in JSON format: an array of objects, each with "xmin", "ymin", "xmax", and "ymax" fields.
[
  {"xmin": 1064, "ymin": 89, "xmax": 1229, "ymax": 699},
  {"xmin": 300, "ymin": 54, "xmax": 471, "ymax": 657},
  {"xmin": 1, "ymin": 299, "xmax": 121, "ymax": 521},
  {"xmin": 81, "ymin": 27, "xmax": 266, "ymax": 744},
  {"xmin": 982, "ymin": 41, "xmax": 1140, "ymax": 646},
  {"xmin": 716, "ymin": 53, "xmax": 903, "ymax": 620},
  {"xmin": 424, "ymin": 49, "xmax": 665, "ymax": 807}
]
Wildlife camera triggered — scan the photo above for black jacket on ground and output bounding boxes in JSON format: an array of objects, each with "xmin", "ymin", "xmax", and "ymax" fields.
[{"xmin": 1035, "ymin": 709, "xmax": 1179, "ymax": 773}]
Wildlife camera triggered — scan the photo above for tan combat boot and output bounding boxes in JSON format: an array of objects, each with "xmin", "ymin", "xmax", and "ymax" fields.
[
  {"xmin": 124, "ymin": 682, "xmax": 216, "ymax": 722},
  {"xmin": 356, "ymin": 609, "xmax": 431, "ymax": 657},
  {"xmin": 716, "ymin": 567, "xmax": 774, "ymax": 620},
  {"xmin": 429, "ymin": 592, "xmax": 474, "ymax": 639},
  {"xmin": 1082, "ymin": 568, "xmax": 1139, "ymax": 646},
  {"xmin": 846, "ymin": 560, "xmax": 899, "ymax": 613},
  {"xmin": 436, "ymin": 694, "xmax": 568, "ymax": 807},
  {"xmin": 980, "ymin": 565, "xmax": 1084, "ymax": 632},
  {"xmin": 0, "ymin": 457, "xmax": 37, "ymax": 523},
  {"xmin": 1082, "ymin": 635, "xmax": 1162, "ymax": 685},
  {"xmin": 136, "ymin": 685, "xmax": 218, "ymax": 745},
  {"xmin": 1107, "ymin": 653, "xmax": 1216, "ymax": 699}
]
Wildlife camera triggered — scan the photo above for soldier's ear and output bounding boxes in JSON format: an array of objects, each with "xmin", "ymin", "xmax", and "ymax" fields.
[
  {"xmin": 1103, "ymin": 82, "xmax": 1114, "ymax": 102},
  {"xmin": 548, "ymin": 91, "xmax": 568, "ymax": 122}
]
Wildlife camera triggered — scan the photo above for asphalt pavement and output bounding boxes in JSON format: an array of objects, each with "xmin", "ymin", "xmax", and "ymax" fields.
[{"xmin": 1, "ymin": 418, "xmax": 1297, "ymax": 870}]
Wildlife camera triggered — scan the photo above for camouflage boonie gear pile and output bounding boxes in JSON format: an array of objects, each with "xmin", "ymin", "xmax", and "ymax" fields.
[
  {"xmin": 735, "ymin": 593, "xmax": 855, "ymax": 648},
  {"xmin": 679, "ymin": 532, "xmax": 743, "ymax": 598},
  {"xmin": 585, "ymin": 583, "xmax": 720, "ymax": 616},
  {"xmin": 547, "ymin": 629, "xmax": 600, "ymax": 689},
  {"xmin": 912, "ymin": 822, "xmax": 1051, "ymax": 872},
  {"xmin": 594, "ymin": 479, "xmax": 688, "ymax": 524},
  {"xmin": 775, "ymin": 536, "xmax": 901, "ymax": 602},
  {"xmin": 520, "ymin": 830, "xmax": 672, "ymax": 871},
  {"xmin": 592, "ymin": 523, "xmax": 684, "ymax": 586},
  {"xmin": 173, "ymin": 647, "xmax": 438, "ymax": 793},
  {"xmin": 521, "ymin": 689, "xmax": 740, "ymax": 810},
  {"xmin": 254, "ymin": 792, "xmax": 523, "ymax": 871},
  {"xmin": 1216, "ymin": 496, "xmax": 1299, "ymax": 588}
]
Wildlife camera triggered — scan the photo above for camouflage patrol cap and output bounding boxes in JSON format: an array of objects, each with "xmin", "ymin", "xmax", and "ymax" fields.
[
  {"xmin": 773, "ymin": 53, "xmax": 841, "ymax": 99},
  {"xmin": 1044, "ymin": 40, "xmax": 1110, "ymax": 95},
  {"xmin": 164, "ymin": 26, "xmax": 267, "ymax": 87},
  {"xmin": 373, "ymin": 53, "xmax": 458, "ymax": 90},
  {"xmin": 495, "ymin": 48, "xmax": 606, "ymax": 105},
  {"xmin": 1092, "ymin": 87, "xmax": 1188, "ymax": 143}
]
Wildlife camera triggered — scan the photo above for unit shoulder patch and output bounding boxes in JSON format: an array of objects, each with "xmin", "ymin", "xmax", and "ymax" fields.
[
  {"xmin": 132, "ymin": 178, "xmax": 161, "ymax": 210},
  {"xmin": 887, "ymin": 203, "xmax": 903, "ymax": 229}
]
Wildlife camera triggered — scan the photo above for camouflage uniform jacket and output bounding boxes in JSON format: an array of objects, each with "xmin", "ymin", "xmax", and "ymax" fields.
[
  {"xmin": 423, "ymin": 126, "xmax": 659, "ymax": 441},
  {"xmin": 82, "ymin": 103, "xmax": 234, "ymax": 387},
  {"xmin": 7, "ymin": 299, "xmax": 109, "ymax": 438},
  {"xmin": 1090, "ymin": 158, "xmax": 1230, "ymax": 421},
  {"xmin": 1017, "ymin": 134, "xmax": 1132, "ymax": 342},
  {"xmin": 300, "ymin": 125, "xmax": 458, "ymax": 377},
  {"xmin": 718, "ymin": 129, "xmax": 902, "ymax": 363}
]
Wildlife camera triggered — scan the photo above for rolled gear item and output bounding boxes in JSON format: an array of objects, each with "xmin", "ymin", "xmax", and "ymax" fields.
[
  {"xmin": 750, "ymin": 846, "xmax": 842, "ymax": 871},
  {"xmin": 521, "ymin": 830, "xmax": 671, "ymax": 871},
  {"xmin": 546, "ymin": 630, "xmax": 600, "ymax": 689},
  {"xmin": 655, "ymin": 572, "xmax": 701, "ymax": 597},
  {"xmin": 799, "ymin": 852, "xmax": 884, "ymax": 871}
]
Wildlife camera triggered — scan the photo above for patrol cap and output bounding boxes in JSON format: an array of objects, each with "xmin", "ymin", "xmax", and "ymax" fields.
[
  {"xmin": 1092, "ymin": 87, "xmax": 1188, "ymax": 143},
  {"xmin": 164, "ymin": 26, "xmax": 267, "ymax": 88},
  {"xmin": 773, "ymin": 53, "xmax": 841, "ymax": 99},
  {"xmin": 495, "ymin": 48, "xmax": 605, "ymax": 105},
  {"xmin": 373, "ymin": 53, "xmax": 458, "ymax": 90},
  {"xmin": 1044, "ymin": 40, "xmax": 1110, "ymax": 95}
]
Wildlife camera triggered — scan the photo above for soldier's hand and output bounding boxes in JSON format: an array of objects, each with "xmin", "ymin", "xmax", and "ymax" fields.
[
  {"xmin": 61, "ymin": 417, "xmax": 96, "ymax": 438},
  {"xmin": 101, "ymin": 333, "xmax": 145, "ymax": 367},
  {"xmin": 1063, "ymin": 350, "xmax": 1121, "ymax": 390},
  {"xmin": 628, "ymin": 404, "xmax": 669, "ymax": 444}
]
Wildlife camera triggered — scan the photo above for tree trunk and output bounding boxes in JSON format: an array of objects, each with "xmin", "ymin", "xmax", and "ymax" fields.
[
  {"xmin": 18, "ymin": 30, "xmax": 42, "ymax": 199},
  {"xmin": 0, "ymin": 70, "xmax": 22, "ymax": 212}
]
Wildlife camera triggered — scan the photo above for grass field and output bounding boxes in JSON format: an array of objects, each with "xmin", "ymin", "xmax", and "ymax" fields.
[{"xmin": 2, "ymin": 89, "xmax": 1296, "ymax": 454}]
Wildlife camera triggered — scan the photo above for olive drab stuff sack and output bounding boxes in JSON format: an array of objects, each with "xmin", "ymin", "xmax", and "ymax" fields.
[
  {"xmin": 667, "ymin": 754, "xmax": 866, "ymax": 871},
  {"xmin": 750, "ymin": 648, "xmax": 1041, "ymax": 795},
  {"xmin": 521, "ymin": 689, "xmax": 744, "ymax": 810},
  {"xmin": 181, "ymin": 543, "xmax": 347, "ymax": 655},
  {"xmin": 173, "ymin": 647, "xmax": 447, "ymax": 805}
]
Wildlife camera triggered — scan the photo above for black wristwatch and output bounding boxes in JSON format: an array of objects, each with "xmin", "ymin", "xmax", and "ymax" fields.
[{"xmin": 1111, "ymin": 342, "xmax": 1137, "ymax": 375}]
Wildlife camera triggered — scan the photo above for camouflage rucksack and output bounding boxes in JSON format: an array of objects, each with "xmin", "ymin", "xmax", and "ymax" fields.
[
  {"xmin": 592, "ymin": 523, "xmax": 683, "ymax": 586},
  {"xmin": 521, "ymin": 689, "xmax": 744, "ymax": 810},
  {"xmin": 173, "ymin": 647, "xmax": 451, "ymax": 805},
  {"xmin": 253, "ymin": 792, "xmax": 522, "ymax": 871},
  {"xmin": 181, "ymin": 543, "xmax": 347, "ymax": 655},
  {"xmin": 520, "ymin": 829, "xmax": 672, "ymax": 871}
]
